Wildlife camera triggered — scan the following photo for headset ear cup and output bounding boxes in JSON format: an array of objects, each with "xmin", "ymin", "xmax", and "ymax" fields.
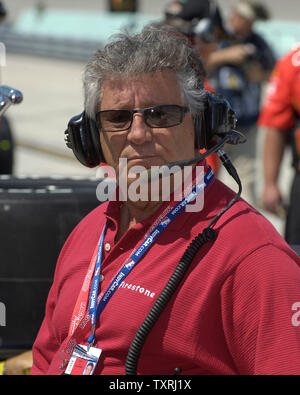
[
  {"xmin": 65, "ymin": 112, "xmax": 104, "ymax": 168},
  {"xmin": 85, "ymin": 114, "xmax": 106, "ymax": 165}
]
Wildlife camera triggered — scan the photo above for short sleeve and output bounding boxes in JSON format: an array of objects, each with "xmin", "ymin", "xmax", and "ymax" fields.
[
  {"xmin": 221, "ymin": 244, "xmax": 300, "ymax": 375},
  {"xmin": 258, "ymin": 53, "xmax": 296, "ymax": 130}
]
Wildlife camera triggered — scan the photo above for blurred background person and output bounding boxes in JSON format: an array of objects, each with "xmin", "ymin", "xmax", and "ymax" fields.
[
  {"xmin": 163, "ymin": 0, "xmax": 277, "ymax": 207},
  {"xmin": 164, "ymin": 0, "xmax": 231, "ymax": 85},
  {"xmin": 163, "ymin": 0, "xmax": 230, "ymax": 176},
  {"xmin": 208, "ymin": 0, "xmax": 275, "ymax": 122},
  {"xmin": 207, "ymin": 0, "xmax": 276, "ymax": 206},
  {"xmin": 258, "ymin": 44, "xmax": 300, "ymax": 245}
]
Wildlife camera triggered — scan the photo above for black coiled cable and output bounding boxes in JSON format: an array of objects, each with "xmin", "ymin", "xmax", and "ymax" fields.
[
  {"xmin": 125, "ymin": 151, "xmax": 242, "ymax": 375},
  {"xmin": 125, "ymin": 227, "xmax": 217, "ymax": 375}
]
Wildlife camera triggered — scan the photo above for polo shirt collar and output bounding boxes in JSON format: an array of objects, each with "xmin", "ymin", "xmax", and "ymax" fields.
[{"xmin": 104, "ymin": 160, "xmax": 215, "ymax": 232}]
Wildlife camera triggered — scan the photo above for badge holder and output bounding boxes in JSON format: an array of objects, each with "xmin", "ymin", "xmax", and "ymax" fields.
[{"xmin": 64, "ymin": 344, "xmax": 102, "ymax": 375}]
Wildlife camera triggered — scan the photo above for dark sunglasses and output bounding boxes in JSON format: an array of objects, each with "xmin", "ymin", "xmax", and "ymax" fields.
[{"xmin": 96, "ymin": 105, "xmax": 189, "ymax": 132}]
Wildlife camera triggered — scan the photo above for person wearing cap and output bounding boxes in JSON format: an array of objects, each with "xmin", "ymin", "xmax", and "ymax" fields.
[
  {"xmin": 206, "ymin": 0, "xmax": 276, "ymax": 207},
  {"xmin": 165, "ymin": 0, "xmax": 211, "ymax": 24},
  {"xmin": 164, "ymin": 0, "xmax": 223, "ymax": 175},
  {"xmin": 207, "ymin": 0, "xmax": 275, "ymax": 83}
]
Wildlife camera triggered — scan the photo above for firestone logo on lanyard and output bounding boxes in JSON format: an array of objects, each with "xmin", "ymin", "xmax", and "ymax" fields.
[{"xmin": 61, "ymin": 167, "xmax": 214, "ymax": 372}]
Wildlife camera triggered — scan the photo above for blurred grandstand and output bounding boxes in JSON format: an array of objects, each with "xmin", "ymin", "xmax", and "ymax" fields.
[
  {"xmin": 0, "ymin": 5, "xmax": 159, "ymax": 61},
  {"xmin": 0, "ymin": 1, "xmax": 300, "ymax": 62}
]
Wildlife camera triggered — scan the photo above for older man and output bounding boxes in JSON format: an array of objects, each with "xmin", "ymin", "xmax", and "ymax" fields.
[{"xmin": 31, "ymin": 25, "xmax": 300, "ymax": 375}]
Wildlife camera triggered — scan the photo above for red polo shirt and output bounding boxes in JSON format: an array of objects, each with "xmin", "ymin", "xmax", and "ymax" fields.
[{"xmin": 31, "ymin": 172, "xmax": 300, "ymax": 375}]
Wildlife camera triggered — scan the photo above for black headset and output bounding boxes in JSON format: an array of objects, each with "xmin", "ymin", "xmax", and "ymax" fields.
[{"xmin": 64, "ymin": 91, "xmax": 237, "ymax": 168}]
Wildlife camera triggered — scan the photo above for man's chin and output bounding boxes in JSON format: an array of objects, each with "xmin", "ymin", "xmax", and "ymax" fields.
[{"xmin": 127, "ymin": 156, "xmax": 163, "ymax": 168}]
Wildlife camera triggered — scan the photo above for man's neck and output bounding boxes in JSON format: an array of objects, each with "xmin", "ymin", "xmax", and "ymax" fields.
[
  {"xmin": 114, "ymin": 163, "xmax": 200, "ymax": 241},
  {"xmin": 115, "ymin": 200, "xmax": 162, "ymax": 242}
]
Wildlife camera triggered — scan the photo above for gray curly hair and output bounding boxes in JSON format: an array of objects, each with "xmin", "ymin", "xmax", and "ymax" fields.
[{"xmin": 83, "ymin": 24, "xmax": 207, "ymax": 120}]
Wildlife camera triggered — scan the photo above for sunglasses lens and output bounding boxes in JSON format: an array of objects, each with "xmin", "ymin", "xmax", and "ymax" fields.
[
  {"xmin": 99, "ymin": 110, "xmax": 131, "ymax": 131},
  {"xmin": 145, "ymin": 106, "xmax": 183, "ymax": 127},
  {"xmin": 97, "ymin": 105, "xmax": 186, "ymax": 131}
]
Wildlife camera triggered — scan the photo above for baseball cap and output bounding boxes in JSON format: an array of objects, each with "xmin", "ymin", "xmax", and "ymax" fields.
[
  {"xmin": 232, "ymin": 1, "xmax": 270, "ymax": 22},
  {"xmin": 165, "ymin": 0, "xmax": 211, "ymax": 21}
]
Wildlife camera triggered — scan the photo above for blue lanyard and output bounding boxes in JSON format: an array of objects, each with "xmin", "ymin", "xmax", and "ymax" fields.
[
  {"xmin": 88, "ymin": 221, "xmax": 107, "ymax": 327},
  {"xmin": 87, "ymin": 168, "xmax": 214, "ymax": 346}
]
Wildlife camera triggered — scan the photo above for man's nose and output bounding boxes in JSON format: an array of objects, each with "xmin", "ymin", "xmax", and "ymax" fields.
[{"xmin": 127, "ymin": 113, "xmax": 152, "ymax": 144}]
